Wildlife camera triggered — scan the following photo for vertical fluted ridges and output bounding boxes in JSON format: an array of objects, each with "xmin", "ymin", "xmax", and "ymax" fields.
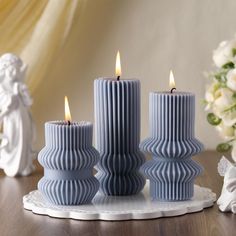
[
  {"xmin": 150, "ymin": 93, "xmax": 195, "ymax": 140},
  {"xmin": 45, "ymin": 121, "xmax": 93, "ymax": 149},
  {"xmin": 94, "ymin": 78, "xmax": 145, "ymax": 195},
  {"xmin": 38, "ymin": 121, "xmax": 100, "ymax": 205},
  {"xmin": 140, "ymin": 92, "xmax": 204, "ymax": 201}
]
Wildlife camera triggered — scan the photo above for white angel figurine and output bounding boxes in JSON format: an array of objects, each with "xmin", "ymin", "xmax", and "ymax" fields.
[
  {"xmin": 0, "ymin": 53, "xmax": 35, "ymax": 177},
  {"xmin": 217, "ymin": 156, "xmax": 236, "ymax": 213}
]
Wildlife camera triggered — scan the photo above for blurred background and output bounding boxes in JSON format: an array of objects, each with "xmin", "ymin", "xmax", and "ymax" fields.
[{"xmin": 1, "ymin": 0, "xmax": 236, "ymax": 150}]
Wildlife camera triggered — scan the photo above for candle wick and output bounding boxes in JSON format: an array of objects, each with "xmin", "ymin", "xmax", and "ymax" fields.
[
  {"xmin": 170, "ymin": 88, "xmax": 176, "ymax": 93},
  {"xmin": 117, "ymin": 76, "xmax": 120, "ymax": 81},
  {"xmin": 67, "ymin": 120, "xmax": 71, "ymax": 126}
]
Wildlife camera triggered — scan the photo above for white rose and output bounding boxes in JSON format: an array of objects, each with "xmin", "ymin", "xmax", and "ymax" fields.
[
  {"xmin": 213, "ymin": 39, "xmax": 236, "ymax": 68},
  {"xmin": 227, "ymin": 69, "xmax": 236, "ymax": 91},
  {"xmin": 221, "ymin": 110, "xmax": 236, "ymax": 126},
  {"xmin": 216, "ymin": 123, "xmax": 235, "ymax": 141},
  {"xmin": 205, "ymin": 82, "xmax": 220, "ymax": 110},
  {"xmin": 214, "ymin": 88, "xmax": 234, "ymax": 112},
  {"xmin": 205, "ymin": 82, "xmax": 218, "ymax": 102},
  {"xmin": 212, "ymin": 88, "xmax": 236, "ymax": 126}
]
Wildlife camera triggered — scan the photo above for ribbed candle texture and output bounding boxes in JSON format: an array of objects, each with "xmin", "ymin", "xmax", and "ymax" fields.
[
  {"xmin": 140, "ymin": 92, "xmax": 204, "ymax": 200},
  {"xmin": 38, "ymin": 121, "xmax": 100, "ymax": 205},
  {"xmin": 94, "ymin": 78, "xmax": 145, "ymax": 195}
]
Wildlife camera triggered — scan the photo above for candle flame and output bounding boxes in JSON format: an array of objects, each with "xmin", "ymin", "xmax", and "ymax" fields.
[
  {"xmin": 169, "ymin": 70, "xmax": 176, "ymax": 89},
  {"xmin": 115, "ymin": 51, "xmax": 122, "ymax": 77},
  {"xmin": 64, "ymin": 96, "xmax": 72, "ymax": 122}
]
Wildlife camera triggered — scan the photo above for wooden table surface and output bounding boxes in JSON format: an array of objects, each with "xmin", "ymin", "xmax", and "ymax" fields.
[{"xmin": 0, "ymin": 151, "xmax": 235, "ymax": 236}]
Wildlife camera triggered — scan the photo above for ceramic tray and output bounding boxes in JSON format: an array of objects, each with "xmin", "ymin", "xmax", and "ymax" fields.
[{"xmin": 23, "ymin": 181, "xmax": 216, "ymax": 221}]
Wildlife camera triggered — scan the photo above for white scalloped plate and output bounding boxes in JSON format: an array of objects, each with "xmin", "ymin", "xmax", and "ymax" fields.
[{"xmin": 23, "ymin": 181, "xmax": 216, "ymax": 221}]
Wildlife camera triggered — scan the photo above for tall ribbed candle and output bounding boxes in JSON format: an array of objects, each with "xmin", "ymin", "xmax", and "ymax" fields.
[
  {"xmin": 38, "ymin": 121, "xmax": 100, "ymax": 205},
  {"xmin": 140, "ymin": 92, "xmax": 204, "ymax": 201},
  {"xmin": 94, "ymin": 78, "xmax": 145, "ymax": 196}
]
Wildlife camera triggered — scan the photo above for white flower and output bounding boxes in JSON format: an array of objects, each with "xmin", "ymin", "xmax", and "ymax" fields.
[
  {"xmin": 205, "ymin": 82, "xmax": 218, "ymax": 102},
  {"xmin": 212, "ymin": 88, "xmax": 236, "ymax": 126},
  {"xmin": 227, "ymin": 69, "xmax": 236, "ymax": 91},
  {"xmin": 221, "ymin": 110, "xmax": 236, "ymax": 126},
  {"xmin": 205, "ymin": 82, "xmax": 220, "ymax": 110},
  {"xmin": 214, "ymin": 88, "xmax": 234, "ymax": 112},
  {"xmin": 213, "ymin": 39, "xmax": 236, "ymax": 68},
  {"xmin": 216, "ymin": 123, "xmax": 235, "ymax": 141}
]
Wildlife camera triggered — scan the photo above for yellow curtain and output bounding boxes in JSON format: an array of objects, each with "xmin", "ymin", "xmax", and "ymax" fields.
[{"xmin": 0, "ymin": 0, "xmax": 81, "ymax": 93}]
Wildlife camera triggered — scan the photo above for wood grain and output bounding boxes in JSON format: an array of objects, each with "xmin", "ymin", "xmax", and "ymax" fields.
[{"xmin": 0, "ymin": 151, "xmax": 235, "ymax": 236}]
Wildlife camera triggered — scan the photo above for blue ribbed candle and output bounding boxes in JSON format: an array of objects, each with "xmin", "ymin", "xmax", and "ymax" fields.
[
  {"xmin": 38, "ymin": 121, "xmax": 100, "ymax": 205},
  {"xmin": 94, "ymin": 78, "xmax": 146, "ymax": 196},
  {"xmin": 140, "ymin": 92, "xmax": 204, "ymax": 201}
]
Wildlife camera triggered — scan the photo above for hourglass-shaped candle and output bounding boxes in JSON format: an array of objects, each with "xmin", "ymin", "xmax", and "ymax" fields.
[
  {"xmin": 140, "ymin": 71, "xmax": 204, "ymax": 201},
  {"xmin": 38, "ymin": 97, "xmax": 100, "ymax": 205}
]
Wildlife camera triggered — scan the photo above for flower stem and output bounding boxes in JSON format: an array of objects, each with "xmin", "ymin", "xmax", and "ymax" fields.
[{"xmin": 223, "ymin": 103, "xmax": 236, "ymax": 113}]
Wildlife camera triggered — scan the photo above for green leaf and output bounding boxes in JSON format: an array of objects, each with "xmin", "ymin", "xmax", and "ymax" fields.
[
  {"xmin": 216, "ymin": 143, "xmax": 232, "ymax": 152},
  {"xmin": 214, "ymin": 71, "xmax": 228, "ymax": 84},
  {"xmin": 232, "ymin": 48, "xmax": 236, "ymax": 57},
  {"xmin": 214, "ymin": 74, "xmax": 222, "ymax": 81},
  {"xmin": 207, "ymin": 113, "xmax": 222, "ymax": 126},
  {"xmin": 222, "ymin": 62, "xmax": 235, "ymax": 69},
  {"xmin": 201, "ymin": 99, "xmax": 208, "ymax": 105},
  {"xmin": 233, "ymin": 93, "xmax": 236, "ymax": 99}
]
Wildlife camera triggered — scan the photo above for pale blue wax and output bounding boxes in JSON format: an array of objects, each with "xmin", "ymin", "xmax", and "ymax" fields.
[
  {"xmin": 94, "ymin": 78, "xmax": 146, "ymax": 196},
  {"xmin": 140, "ymin": 91, "xmax": 204, "ymax": 201},
  {"xmin": 38, "ymin": 121, "xmax": 100, "ymax": 205}
]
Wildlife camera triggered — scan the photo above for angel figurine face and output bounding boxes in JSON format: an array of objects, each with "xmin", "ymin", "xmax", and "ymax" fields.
[{"xmin": 0, "ymin": 53, "xmax": 27, "ymax": 84}]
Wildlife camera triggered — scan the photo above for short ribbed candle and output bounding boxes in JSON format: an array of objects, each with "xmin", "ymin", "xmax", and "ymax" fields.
[
  {"xmin": 38, "ymin": 121, "xmax": 100, "ymax": 205},
  {"xmin": 140, "ymin": 92, "xmax": 204, "ymax": 201},
  {"xmin": 94, "ymin": 78, "xmax": 145, "ymax": 196}
]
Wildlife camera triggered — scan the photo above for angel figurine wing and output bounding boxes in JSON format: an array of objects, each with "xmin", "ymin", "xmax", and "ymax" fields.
[{"xmin": 218, "ymin": 156, "xmax": 233, "ymax": 177}]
